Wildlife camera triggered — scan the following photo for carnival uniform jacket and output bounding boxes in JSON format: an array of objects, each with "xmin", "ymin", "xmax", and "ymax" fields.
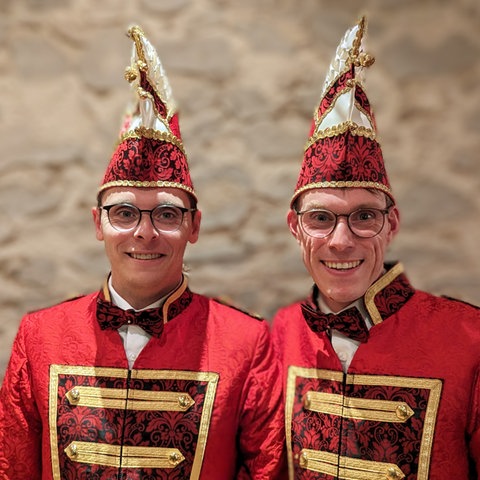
[
  {"xmin": 271, "ymin": 262, "xmax": 480, "ymax": 479},
  {"xmin": 0, "ymin": 280, "xmax": 286, "ymax": 479}
]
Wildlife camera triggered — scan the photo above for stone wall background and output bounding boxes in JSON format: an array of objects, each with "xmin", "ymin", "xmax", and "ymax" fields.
[{"xmin": 1, "ymin": 0, "xmax": 479, "ymax": 380}]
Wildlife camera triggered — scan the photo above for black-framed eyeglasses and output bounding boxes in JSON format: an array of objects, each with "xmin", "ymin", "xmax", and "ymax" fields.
[
  {"xmin": 100, "ymin": 203, "xmax": 197, "ymax": 233},
  {"xmin": 295, "ymin": 207, "xmax": 391, "ymax": 239}
]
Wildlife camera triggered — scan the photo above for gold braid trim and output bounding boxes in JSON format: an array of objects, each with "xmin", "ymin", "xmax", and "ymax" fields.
[
  {"xmin": 306, "ymin": 121, "xmax": 377, "ymax": 150},
  {"xmin": 116, "ymin": 126, "xmax": 185, "ymax": 154},
  {"xmin": 128, "ymin": 26, "xmax": 147, "ymax": 68},
  {"xmin": 98, "ymin": 180, "xmax": 196, "ymax": 197},
  {"xmin": 351, "ymin": 16, "xmax": 375, "ymax": 68},
  {"xmin": 313, "ymin": 77, "xmax": 354, "ymax": 127},
  {"xmin": 364, "ymin": 262, "xmax": 404, "ymax": 325},
  {"xmin": 292, "ymin": 181, "xmax": 392, "ymax": 206}
]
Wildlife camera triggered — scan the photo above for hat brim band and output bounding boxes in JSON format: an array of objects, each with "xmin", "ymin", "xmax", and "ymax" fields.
[
  {"xmin": 305, "ymin": 121, "xmax": 376, "ymax": 150},
  {"xmin": 291, "ymin": 180, "xmax": 393, "ymax": 207},
  {"xmin": 117, "ymin": 127, "xmax": 186, "ymax": 155},
  {"xmin": 98, "ymin": 180, "xmax": 197, "ymax": 200}
]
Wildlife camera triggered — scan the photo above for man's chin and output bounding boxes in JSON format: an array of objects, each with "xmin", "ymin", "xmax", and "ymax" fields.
[{"xmin": 318, "ymin": 285, "xmax": 367, "ymax": 311}]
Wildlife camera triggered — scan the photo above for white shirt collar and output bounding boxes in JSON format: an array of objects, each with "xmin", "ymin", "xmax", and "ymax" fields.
[
  {"xmin": 108, "ymin": 276, "xmax": 166, "ymax": 311},
  {"xmin": 317, "ymin": 295, "xmax": 372, "ymax": 329}
]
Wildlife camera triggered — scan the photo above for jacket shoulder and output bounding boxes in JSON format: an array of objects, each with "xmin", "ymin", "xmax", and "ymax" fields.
[
  {"xmin": 273, "ymin": 299, "xmax": 304, "ymax": 319},
  {"xmin": 440, "ymin": 295, "xmax": 480, "ymax": 311},
  {"xmin": 26, "ymin": 292, "xmax": 96, "ymax": 316},
  {"xmin": 211, "ymin": 295, "xmax": 264, "ymax": 321}
]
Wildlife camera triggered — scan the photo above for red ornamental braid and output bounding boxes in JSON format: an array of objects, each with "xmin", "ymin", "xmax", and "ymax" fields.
[
  {"xmin": 138, "ymin": 70, "xmax": 182, "ymax": 138},
  {"xmin": 316, "ymin": 68, "xmax": 354, "ymax": 120},
  {"xmin": 295, "ymin": 131, "xmax": 390, "ymax": 191},
  {"xmin": 354, "ymin": 84, "xmax": 376, "ymax": 131},
  {"xmin": 103, "ymin": 137, "xmax": 193, "ymax": 189},
  {"xmin": 169, "ymin": 113, "xmax": 182, "ymax": 139},
  {"xmin": 139, "ymin": 69, "xmax": 167, "ymax": 118}
]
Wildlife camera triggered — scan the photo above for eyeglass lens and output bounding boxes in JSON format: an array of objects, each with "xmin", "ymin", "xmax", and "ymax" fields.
[
  {"xmin": 300, "ymin": 208, "xmax": 386, "ymax": 238},
  {"xmin": 105, "ymin": 204, "xmax": 186, "ymax": 232}
]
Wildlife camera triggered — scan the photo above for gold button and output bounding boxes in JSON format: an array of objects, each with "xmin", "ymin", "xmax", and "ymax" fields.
[
  {"xmin": 386, "ymin": 467, "xmax": 401, "ymax": 479},
  {"xmin": 303, "ymin": 393, "xmax": 311, "ymax": 409},
  {"xmin": 177, "ymin": 394, "xmax": 194, "ymax": 410},
  {"xmin": 169, "ymin": 452, "xmax": 181, "ymax": 466},
  {"xmin": 67, "ymin": 388, "xmax": 81, "ymax": 405},
  {"xmin": 299, "ymin": 451, "xmax": 308, "ymax": 468},
  {"xmin": 69, "ymin": 443, "xmax": 78, "ymax": 457},
  {"xmin": 395, "ymin": 403, "xmax": 412, "ymax": 421}
]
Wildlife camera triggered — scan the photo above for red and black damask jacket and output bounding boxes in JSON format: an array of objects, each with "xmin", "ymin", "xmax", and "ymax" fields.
[
  {"xmin": 272, "ymin": 262, "xmax": 480, "ymax": 479},
  {"xmin": 0, "ymin": 280, "xmax": 286, "ymax": 479}
]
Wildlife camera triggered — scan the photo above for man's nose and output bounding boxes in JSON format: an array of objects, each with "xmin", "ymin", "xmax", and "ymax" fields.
[
  {"xmin": 133, "ymin": 212, "xmax": 159, "ymax": 238},
  {"xmin": 327, "ymin": 217, "xmax": 355, "ymax": 248}
]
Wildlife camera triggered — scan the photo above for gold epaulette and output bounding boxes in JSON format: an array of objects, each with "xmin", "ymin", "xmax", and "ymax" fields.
[{"xmin": 213, "ymin": 296, "xmax": 263, "ymax": 321}]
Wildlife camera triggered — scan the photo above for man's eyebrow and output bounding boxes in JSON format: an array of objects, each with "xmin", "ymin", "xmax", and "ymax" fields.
[
  {"xmin": 300, "ymin": 203, "xmax": 386, "ymax": 211},
  {"xmin": 103, "ymin": 199, "xmax": 134, "ymax": 204}
]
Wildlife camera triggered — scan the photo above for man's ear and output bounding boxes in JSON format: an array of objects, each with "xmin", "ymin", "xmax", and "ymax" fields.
[
  {"xmin": 92, "ymin": 207, "xmax": 104, "ymax": 241},
  {"xmin": 188, "ymin": 209, "xmax": 202, "ymax": 245},
  {"xmin": 287, "ymin": 209, "xmax": 300, "ymax": 242},
  {"xmin": 386, "ymin": 205, "xmax": 400, "ymax": 242}
]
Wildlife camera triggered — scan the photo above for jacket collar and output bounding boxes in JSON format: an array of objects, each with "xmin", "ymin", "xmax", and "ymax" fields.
[
  {"xmin": 100, "ymin": 274, "xmax": 193, "ymax": 325},
  {"xmin": 311, "ymin": 262, "xmax": 415, "ymax": 326}
]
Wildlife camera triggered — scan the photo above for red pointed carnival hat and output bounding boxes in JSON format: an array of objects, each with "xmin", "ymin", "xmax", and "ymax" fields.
[
  {"xmin": 99, "ymin": 25, "xmax": 196, "ymax": 201},
  {"xmin": 291, "ymin": 16, "xmax": 394, "ymax": 207}
]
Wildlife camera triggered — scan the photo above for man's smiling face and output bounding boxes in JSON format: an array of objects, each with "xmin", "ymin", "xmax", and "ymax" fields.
[
  {"xmin": 288, "ymin": 188, "xmax": 399, "ymax": 312},
  {"xmin": 93, "ymin": 186, "xmax": 200, "ymax": 309}
]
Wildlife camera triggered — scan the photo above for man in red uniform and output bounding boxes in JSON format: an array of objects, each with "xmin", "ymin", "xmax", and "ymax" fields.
[
  {"xmin": 272, "ymin": 16, "xmax": 480, "ymax": 479},
  {"xmin": 0, "ymin": 25, "xmax": 285, "ymax": 479}
]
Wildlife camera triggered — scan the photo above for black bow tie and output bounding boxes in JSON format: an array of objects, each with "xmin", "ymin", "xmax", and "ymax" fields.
[
  {"xmin": 96, "ymin": 296, "xmax": 164, "ymax": 338},
  {"xmin": 301, "ymin": 303, "xmax": 369, "ymax": 343}
]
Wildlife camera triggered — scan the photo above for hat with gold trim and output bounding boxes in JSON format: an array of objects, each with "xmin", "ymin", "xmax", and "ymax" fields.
[
  {"xmin": 291, "ymin": 16, "xmax": 393, "ymax": 207},
  {"xmin": 99, "ymin": 25, "xmax": 196, "ymax": 201}
]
